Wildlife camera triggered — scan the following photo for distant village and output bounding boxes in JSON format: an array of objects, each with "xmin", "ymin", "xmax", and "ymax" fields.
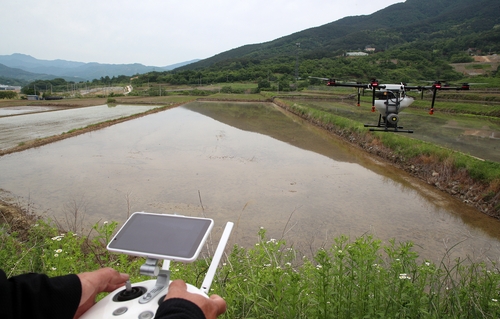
[{"xmin": 0, "ymin": 85, "xmax": 21, "ymax": 92}]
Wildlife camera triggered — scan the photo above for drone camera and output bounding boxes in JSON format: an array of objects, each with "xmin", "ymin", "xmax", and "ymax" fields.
[{"xmin": 387, "ymin": 114, "xmax": 399, "ymax": 126}]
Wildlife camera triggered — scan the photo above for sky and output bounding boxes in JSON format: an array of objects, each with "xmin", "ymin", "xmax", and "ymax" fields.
[{"xmin": 1, "ymin": 0, "xmax": 404, "ymax": 67}]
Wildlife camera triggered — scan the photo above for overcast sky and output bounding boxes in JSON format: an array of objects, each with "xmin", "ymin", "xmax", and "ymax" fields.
[{"xmin": 1, "ymin": 0, "xmax": 403, "ymax": 67}]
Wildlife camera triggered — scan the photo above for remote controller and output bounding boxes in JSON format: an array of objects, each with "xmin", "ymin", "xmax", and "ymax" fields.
[
  {"xmin": 79, "ymin": 213, "xmax": 233, "ymax": 319},
  {"xmin": 79, "ymin": 279, "xmax": 207, "ymax": 319}
]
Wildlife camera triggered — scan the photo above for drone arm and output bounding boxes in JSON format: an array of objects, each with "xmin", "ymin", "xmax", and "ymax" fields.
[
  {"xmin": 330, "ymin": 83, "xmax": 368, "ymax": 88},
  {"xmin": 357, "ymin": 87, "xmax": 361, "ymax": 106},
  {"xmin": 427, "ymin": 83, "xmax": 469, "ymax": 115},
  {"xmin": 429, "ymin": 87, "xmax": 438, "ymax": 115},
  {"xmin": 371, "ymin": 87, "xmax": 376, "ymax": 112}
]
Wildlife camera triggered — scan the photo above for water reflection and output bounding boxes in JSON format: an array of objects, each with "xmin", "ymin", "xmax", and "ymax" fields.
[{"xmin": 0, "ymin": 102, "xmax": 499, "ymax": 262}]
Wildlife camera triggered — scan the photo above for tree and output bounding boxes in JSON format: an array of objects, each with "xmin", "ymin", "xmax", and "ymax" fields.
[
  {"xmin": 257, "ymin": 78, "xmax": 271, "ymax": 89},
  {"xmin": 0, "ymin": 91, "xmax": 17, "ymax": 99}
]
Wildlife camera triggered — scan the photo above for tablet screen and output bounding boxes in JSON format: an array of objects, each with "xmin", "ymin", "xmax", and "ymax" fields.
[{"xmin": 107, "ymin": 212, "xmax": 213, "ymax": 262}]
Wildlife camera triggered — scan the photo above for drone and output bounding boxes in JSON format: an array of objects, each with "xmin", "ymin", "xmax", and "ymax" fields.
[{"xmin": 309, "ymin": 77, "xmax": 470, "ymax": 133}]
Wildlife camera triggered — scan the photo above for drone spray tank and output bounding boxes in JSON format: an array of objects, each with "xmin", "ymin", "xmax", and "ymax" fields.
[{"xmin": 371, "ymin": 83, "xmax": 415, "ymax": 115}]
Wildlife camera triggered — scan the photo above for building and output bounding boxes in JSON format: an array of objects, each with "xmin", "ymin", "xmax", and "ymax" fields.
[
  {"xmin": 0, "ymin": 85, "xmax": 21, "ymax": 92},
  {"xmin": 346, "ymin": 52, "xmax": 369, "ymax": 57}
]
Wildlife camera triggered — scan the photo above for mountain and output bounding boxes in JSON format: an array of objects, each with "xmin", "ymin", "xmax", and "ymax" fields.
[
  {"xmin": 176, "ymin": 0, "xmax": 500, "ymax": 71},
  {"xmin": 0, "ymin": 53, "xmax": 200, "ymax": 82},
  {"xmin": 0, "ymin": 63, "xmax": 74, "ymax": 84},
  {"xmin": 2, "ymin": 0, "xmax": 499, "ymax": 84}
]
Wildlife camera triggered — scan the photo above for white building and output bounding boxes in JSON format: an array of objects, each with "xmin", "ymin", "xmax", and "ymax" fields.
[{"xmin": 346, "ymin": 52, "xmax": 369, "ymax": 57}]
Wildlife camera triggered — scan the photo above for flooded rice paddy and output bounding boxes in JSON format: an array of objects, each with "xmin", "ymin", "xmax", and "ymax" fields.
[
  {"xmin": 0, "ymin": 104, "xmax": 160, "ymax": 150},
  {"xmin": 302, "ymin": 100, "xmax": 500, "ymax": 162},
  {"xmin": 0, "ymin": 101, "xmax": 499, "ymax": 262}
]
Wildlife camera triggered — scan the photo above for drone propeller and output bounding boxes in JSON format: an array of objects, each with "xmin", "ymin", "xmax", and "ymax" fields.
[{"xmin": 308, "ymin": 76, "xmax": 330, "ymax": 81}]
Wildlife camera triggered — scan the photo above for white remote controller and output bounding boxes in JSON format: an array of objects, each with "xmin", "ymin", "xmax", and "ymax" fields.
[
  {"xmin": 80, "ymin": 214, "xmax": 233, "ymax": 319},
  {"xmin": 80, "ymin": 279, "xmax": 207, "ymax": 319}
]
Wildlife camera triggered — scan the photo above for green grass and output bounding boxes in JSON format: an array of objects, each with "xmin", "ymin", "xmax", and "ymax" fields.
[
  {"xmin": 221, "ymin": 82, "xmax": 258, "ymax": 90},
  {"xmin": 207, "ymin": 93, "xmax": 270, "ymax": 101},
  {"xmin": 277, "ymin": 98, "xmax": 500, "ymax": 182},
  {"xmin": 2, "ymin": 220, "xmax": 499, "ymax": 318},
  {"xmin": 410, "ymin": 99, "xmax": 500, "ymax": 116}
]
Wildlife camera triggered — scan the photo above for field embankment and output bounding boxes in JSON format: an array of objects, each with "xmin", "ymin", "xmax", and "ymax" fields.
[{"xmin": 272, "ymin": 97, "xmax": 500, "ymax": 219}]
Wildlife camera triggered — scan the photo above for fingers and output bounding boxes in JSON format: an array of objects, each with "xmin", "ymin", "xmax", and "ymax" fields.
[
  {"xmin": 77, "ymin": 268, "xmax": 129, "ymax": 306},
  {"xmin": 209, "ymin": 294, "xmax": 227, "ymax": 316},
  {"xmin": 95, "ymin": 268, "xmax": 130, "ymax": 292},
  {"xmin": 165, "ymin": 280, "xmax": 227, "ymax": 318},
  {"xmin": 165, "ymin": 279, "xmax": 188, "ymax": 297}
]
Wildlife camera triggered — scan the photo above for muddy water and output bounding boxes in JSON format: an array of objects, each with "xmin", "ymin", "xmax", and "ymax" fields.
[
  {"xmin": 0, "ymin": 104, "xmax": 160, "ymax": 150},
  {"xmin": 0, "ymin": 101, "xmax": 499, "ymax": 262}
]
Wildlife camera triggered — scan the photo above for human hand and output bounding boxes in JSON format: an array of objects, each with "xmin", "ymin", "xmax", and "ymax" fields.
[
  {"xmin": 74, "ymin": 267, "xmax": 129, "ymax": 318},
  {"xmin": 164, "ymin": 280, "xmax": 227, "ymax": 319}
]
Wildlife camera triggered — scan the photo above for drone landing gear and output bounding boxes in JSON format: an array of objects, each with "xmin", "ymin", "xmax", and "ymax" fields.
[{"xmin": 364, "ymin": 114, "xmax": 413, "ymax": 133}]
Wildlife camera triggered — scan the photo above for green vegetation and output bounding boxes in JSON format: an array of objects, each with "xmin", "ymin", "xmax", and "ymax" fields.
[
  {"xmin": 1, "ymin": 217, "xmax": 499, "ymax": 318},
  {"xmin": 0, "ymin": 91, "xmax": 17, "ymax": 99},
  {"xmin": 277, "ymin": 98, "xmax": 500, "ymax": 181},
  {"xmin": 268, "ymin": 93, "xmax": 500, "ymax": 217},
  {"xmin": 2, "ymin": 0, "xmax": 497, "ymax": 101}
]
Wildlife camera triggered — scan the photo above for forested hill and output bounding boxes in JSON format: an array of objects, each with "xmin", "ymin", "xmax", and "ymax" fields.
[{"xmin": 177, "ymin": 0, "xmax": 500, "ymax": 71}]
